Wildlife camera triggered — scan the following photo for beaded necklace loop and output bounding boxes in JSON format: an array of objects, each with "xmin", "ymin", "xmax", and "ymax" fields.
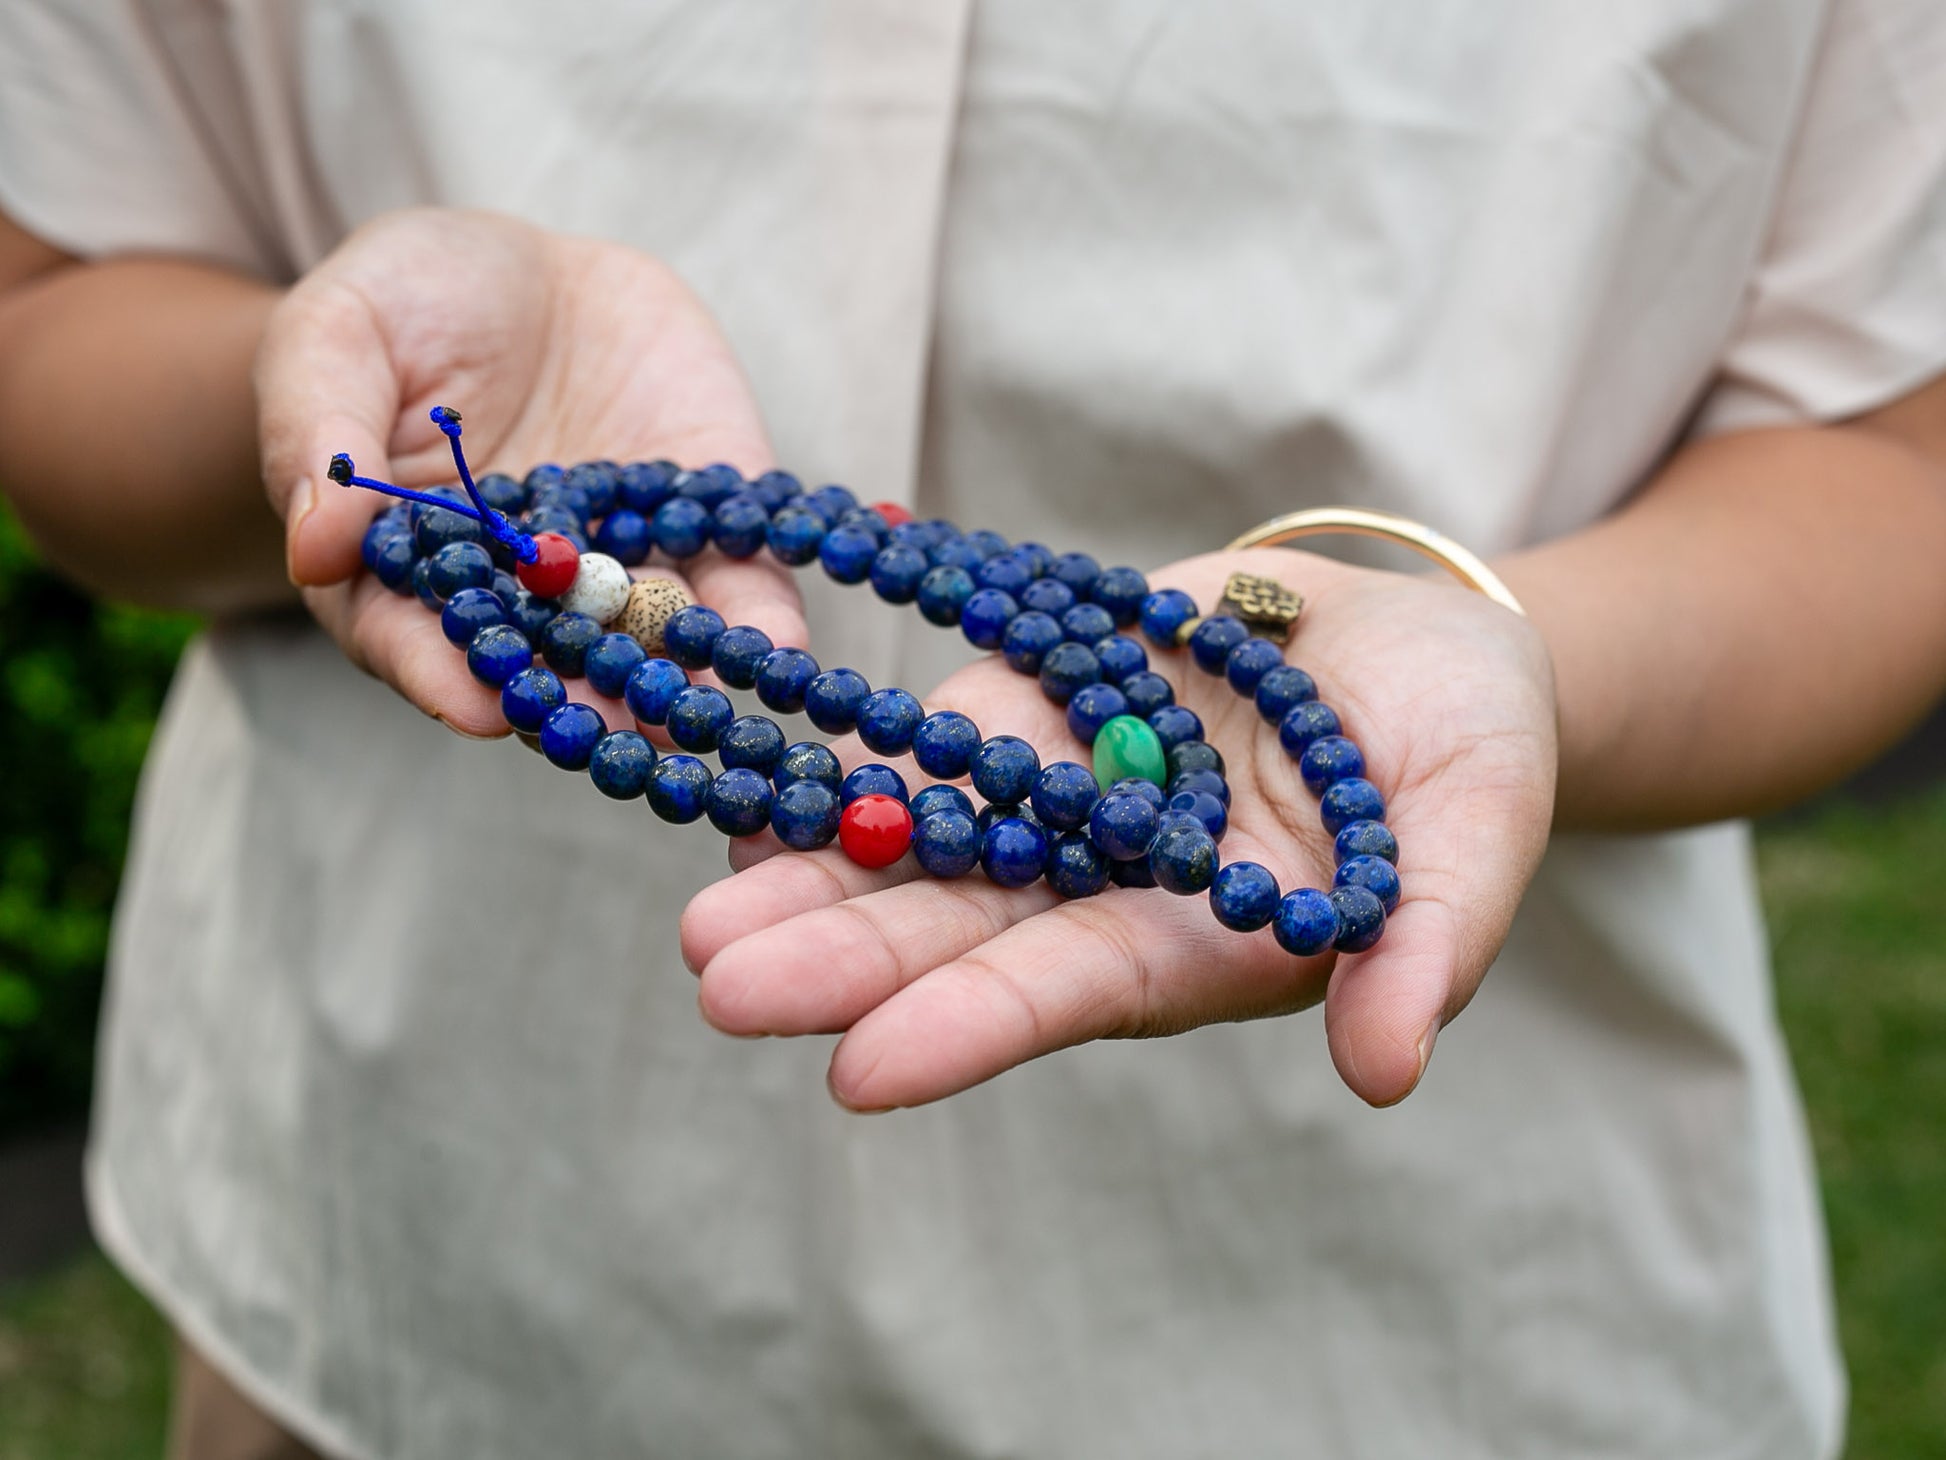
[{"xmin": 340, "ymin": 408, "xmax": 1401, "ymax": 957}]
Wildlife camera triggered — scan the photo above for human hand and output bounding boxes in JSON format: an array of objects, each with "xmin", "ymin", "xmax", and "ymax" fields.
[
  {"xmin": 256, "ymin": 207, "xmax": 801, "ymax": 735},
  {"xmin": 683, "ymin": 551, "xmax": 1557, "ymax": 1109}
]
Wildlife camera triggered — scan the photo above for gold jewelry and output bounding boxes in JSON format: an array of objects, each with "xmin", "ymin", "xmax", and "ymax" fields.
[{"xmin": 1224, "ymin": 507, "xmax": 1527, "ymax": 618}]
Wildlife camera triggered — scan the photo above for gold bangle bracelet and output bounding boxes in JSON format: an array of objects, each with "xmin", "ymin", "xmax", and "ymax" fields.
[{"xmin": 1225, "ymin": 507, "xmax": 1527, "ymax": 618}]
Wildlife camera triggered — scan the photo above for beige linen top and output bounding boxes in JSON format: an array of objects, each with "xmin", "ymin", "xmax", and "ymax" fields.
[{"xmin": 4, "ymin": 2, "xmax": 1944, "ymax": 1456}]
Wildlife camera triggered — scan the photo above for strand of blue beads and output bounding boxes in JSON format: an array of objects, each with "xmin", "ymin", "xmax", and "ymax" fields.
[{"xmin": 350, "ymin": 429, "xmax": 1395, "ymax": 956}]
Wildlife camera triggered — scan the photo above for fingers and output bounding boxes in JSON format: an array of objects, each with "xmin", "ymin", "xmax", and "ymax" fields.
[
  {"xmin": 302, "ymin": 581, "xmax": 508, "ymax": 738},
  {"xmin": 1321, "ymin": 899, "xmax": 1457, "ymax": 1107},
  {"xmin": 682, "ymin": 551, "xmax": 809, "ymax": 650}
]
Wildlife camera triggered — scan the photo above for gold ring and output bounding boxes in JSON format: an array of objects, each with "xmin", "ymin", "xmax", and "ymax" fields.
[{"xmin": 1225, "ymin": 507, "xmax": 1527, "ymax": 618}]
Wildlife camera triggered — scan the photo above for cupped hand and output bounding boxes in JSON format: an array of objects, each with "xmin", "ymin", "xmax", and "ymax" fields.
[
  {"xmin": 683, "ymin": 551, "xmax": 1558, "ymax": 1109},
  {"xmin": 256, "ymin": 207, "xmax": 801, "ymax": 736}
]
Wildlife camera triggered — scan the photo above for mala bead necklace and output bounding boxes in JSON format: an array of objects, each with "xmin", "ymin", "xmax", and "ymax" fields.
[{"xmin": 332, "ymin": 407, "xmax": 1409, "ymax": 957}]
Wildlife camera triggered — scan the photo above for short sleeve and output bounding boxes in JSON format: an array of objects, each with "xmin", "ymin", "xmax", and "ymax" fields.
[
  {"xmin": 1693, "ymin": 0, "xmax": 1946, "ymax": 435},
  {"xmin": 0, "ymin": 1, "xmax": 281, "ymax": 275}
]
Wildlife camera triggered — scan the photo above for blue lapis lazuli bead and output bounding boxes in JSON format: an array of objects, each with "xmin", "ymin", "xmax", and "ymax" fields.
[
  {"xmin": 770, "ymin": 779, "xmax": 842, "ymax": 850},
  {"xmin": 666, "ymin": 684, "xmax": 735, "ymax": 753},
  {"xmin": 910, "ymin": 783, "xmax": 976, "ymax": 823},
  {"xmin": 414, "ymin": 495, "xmax": 484, "ymax": 555},
  {"xmin": 1093, "ymin": 634, "xmax": 1148, "ymax": 684},
  {"xmin": 804, "ymin": 667, "xmax": 871, "ymax": 735},
  {"xmin": 531, "ymin": 483, "xmax": 591, "ymax": 526},
  {"xmin": 1255, "ymin": 665, "xmax": 1318, "ymax": 724},
  {"xmin": 1299, "ymin": 735, "xmax": 1367, "ymax": 794},
  {"xmin": 842, "ymin": 764, "xmax": 910, "ymax": 806},
  {"xmin": 931, "ymin": 537, "xmax": 984, "ymax": 572},
  {"xmin": 1210, "ymin": 862, "xmax": 1281, "ymax": 932},
  {"xmin": 1168, "ymin": 740, "xmax": 1224, "ymax": 780},
  {"xmin": 1110, "ymin": 776, "xmax": 1167, "ymax": 807},
  {"xmin": 1149, "ymin": 813, "xmax": 1219, "ymax": 895},
  {"xmin": 1330, "ymin": 885, "xmax": 1387, "ymax": 952},
  {"xmin": 368, "ymin": 530, "xmax": 418, "ymax": 594},
  {"xmin": 976, "ymin": 554, "xmax": 1033, "ymax": 597},
  {"xmin": 1225, "ymin": 637, "xmax": 1285, "ymax": 696},
  {"xmin": 1335, "ymin": 820, "xmax": 1400, "ymax": 865},
  {"xmin": 646, "ymin": 754, "xmax": 713, "ymax": 823},
  {"xmin": 538, "ymin": 612, "xmax": 602, "ymax": 677},
  {"xmin": 707, "ymin": 768, "xmax": 776, "ymax": 838},
  {"xmin": 539, "ymin": 701, "xmax": 605, "ymax": 770},
  {"xmin": 1014, "ymin": 541, "xmax": 1054, "ymax": 578},
  {"xmin": 441, "ymin": 586, "xmax": 509, "ymax": 647},
  {"xmin": 593, "ymin": 508, "xmax": 653, "ymax": 565},
  {"xmin": 1089, "ymin": 789, "xmax": 1160, "ymax": 862},
  {"xmin": 806, "ymin": 483, "xmax": 859, "ymax": 523},
  {"xmin": 857, "ymin": 688, "xmax": 925, "ymax": 755},
  {"xmin": 819, "ymin": 524, "xmax": 881, "ymax": 585},
  {"xmin": 362, "ymin": 513, "xmax": 408, "ymax": 570},
  {"xmin": 500, "ymin": 665, "xmax": 567, "ymax": 735},
  {"xmin": 1110, "ymin": 855, "xmax": 1158, "ymax": 889},
  {"xmin": 661, "ymin": 605, "xmax": 726, "ymax": 670},
  {"xmin": 652, "ymin": 496, "xmax": 712, "ymax": 558},
  {"xmin": 1065, "ymin": 683, "xmax": 1128, "ymax": 744},
  {"xmin": 916, "ymin": 565, "xmax": 976, "ymax": 627},
  {"xmin": 520, "ymin": 507, "xmax": 586, "ymax": 553},
  {"xmin": 623, "ymin": 658, "xmax": 689, "ymax": 726},
  {"xmin": 565, "ymin": 462, "xmax": 620, "ymax": 517},
  {"xmin": 971, "ymin": 735, "xmax": 1040, "ymax": 805},
  {"xmin": 1273, "ymin": 888, "xmax": 1339, "ymax": 956},
  {"xmin": 1278, "ymin": 701, "xmax": 1342, "ymax": 758},
  {"xmin": 618, "ymin": 461, "xmax": 678, "ymax": 514},
  {"xmin": 1030, "ymin": 760, "xmax": 1101, "ymax": 832},
  {"xmin": 975, "ymin": 800, "xmax": 1036, "ymax": 835},
  {"xmin": 1119, "ymin": 671, "xmax": 1175, "ymax": 720},
  {"xmin": 1051, "ymin": 552, "xmax": 1101, "ymax": 596},
  {"xmin": 522, "ymin": 463, "xmax": 567, "ymax": 496},
  {"xmin": 749, "ymin": 468, "xmax": 802, "ymax": 505},
  {"xmin": 1168, "ymin": 789, "xmax": 1228, "ymax": 841},
  {"xmin": 960, "ymin": 589, "xmax": 1019, "ymax": 651},
  {"xmin": 473, "ymin": 472, "xmax": 527, "ymax": 515},
  {"xmin": 1090, "ymin": 566, "xmax": 1149, "ymax": 625},
  {"xmin": 1188, "ymin": 616, "xmax": 1250, "ymax": 675},
  {"xmin": 466, "ymin": 624, "xmax": 532, "ymax": 687},
  {"xmin": 1038, "ymin": 642, "xmax": 1102, "ymax": 706},
  {"xmin": 754, "ymin": 648, "xmax": 820, "ymax": 715},
  {"xmin": 1138, "ymin": 588, "xmax": 1198, "ymax": 648},
  {"xmin": 914, "ymin": 809, "xmax": 983, "ymax": 878},
  {"xmin": 488, "ymin": 570, "xmax": 522, "ymax": 612},
  {"xmin": 1320, "ymin": 778, "xmax": 1386, "ymax": 835},
  {"xmin": 711, "ymin": 495, "xmax": 771, "ymax": 558},
  {"xmin": 774, "ymin": 741, "xmax": 844, "ymax": 791},
  {"xmin": 411, "ymin": 559, "xmax": 442, "ymax": 611},
  {"xmin": 1019, "ymin": 577, "xmax": 1076, "ymax": 617},
  {"xmin": 836, "ymin": 506, "xmax": 891, "ymax": 544},
  {"xmin": 963, "ymin": 528, "xmax": 1009, "ymax": 560},
  {"xmin": 1045, "ymin": 832, "xmax": 1111, "ymax": 899},
  {"xmin": 1001, "ymin": 612, "xmax": 1065, "ymax": 674},
  {"xmin": 717, "ymin": 715, "xmax": 788, "ymax": 776},
  {"xmin": 981, "ymin": 817, "xmax": 1049, "ymax": 889},
  {"xmin": 1060, "ymin": 602, "xmax": 1116, "ymax": 645},
  {"xmin": 1335, "ymin": 854, "xmax": 1402, "ymax": 914},
  {"xmin": 508, "ymin": 589, "xmax": 559, "ymax": 641},
  {"xmin": 584, "ymin": 633, "xmax": 647, "ymax": 698},
  {"xmin": 710, "ymin": 626, "xmax": 774, "ymax": 691},
  {"xmin": 589, "ymin": 730, "xmax": 656, "ymax": 800},
  {"xmin": 766, "ymin": 504, "xmax": 827, "ymax": 565},
  {"xmin": 870, "ymin": 545, "xmax": 930, "ymax": 604},
  {"xmin": 1167, "ymin": 767, "xmax": 1231, "ymax": 808},
  {"xmin": 1148, "ymin": 704, "xmax": 1204, "ymax": 752},
  {"xmin": 912, "ymin": 711, "xmax": 982, "ymax": 779}
]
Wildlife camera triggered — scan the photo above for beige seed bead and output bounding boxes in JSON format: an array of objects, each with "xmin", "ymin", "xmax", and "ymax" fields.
[
  {"xmin": 618, "ymin": 576, "xmax": 694, "ymax": 656},
  {"xmin": 556, "ymin": 552, "xmax": 632, "ymax": 625}
]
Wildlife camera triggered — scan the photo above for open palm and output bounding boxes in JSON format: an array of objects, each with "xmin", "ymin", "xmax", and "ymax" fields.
[
  {"xmin": 684, "ymin": 550, "xmax": 1558, "ymax": 1109},
  {"xmin": 256, "ymin": 207, "xmax": 805, "ymax": 735}
]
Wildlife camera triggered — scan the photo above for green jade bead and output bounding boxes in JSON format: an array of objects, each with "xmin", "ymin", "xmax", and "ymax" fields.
[{"xmin": 1092, "ymin": 714, "xmax": 1169, "ymax": 792}]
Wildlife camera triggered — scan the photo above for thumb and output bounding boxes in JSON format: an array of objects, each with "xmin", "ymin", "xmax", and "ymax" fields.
[{"xmin": 255, "ymin": 280, "xmax": 406, "ymax": 587}]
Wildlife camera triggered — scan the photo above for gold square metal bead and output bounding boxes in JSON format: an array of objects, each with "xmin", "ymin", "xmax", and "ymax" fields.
[{"xmin": 1213, "ymin": 571, "xmax": 1304, "ymax": 642}]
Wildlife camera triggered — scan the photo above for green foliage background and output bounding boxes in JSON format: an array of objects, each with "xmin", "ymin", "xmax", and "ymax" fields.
[{"xmin": 0, "ymin": 507, "xmax": 194, "ymax": 1138}]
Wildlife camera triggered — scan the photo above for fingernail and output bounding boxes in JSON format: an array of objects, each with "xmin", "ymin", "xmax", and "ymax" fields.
[
  {"xmin": 827, "ymin": 1067, "xmax": 892, "ymax": 1114},
  {"xmin": 1415, "ymin": 1018, "xmax": 1442, "ymax": 1081},
  {"xmin": 431, "ymin": 708, "xmax": 503, "ymax": 743},
  {"xmin": 285, "ymin": 477, "xmax": 317, "ymax": 584}
]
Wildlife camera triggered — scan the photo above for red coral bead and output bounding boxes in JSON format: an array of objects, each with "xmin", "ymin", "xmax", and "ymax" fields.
[
  {"xmin": 516, "ymin": 532, "xmax": 581, "ymax": 599},
  {"xmin": 838, "ymin": 794, "xmax": 913, "ymax": 869},
  {"xmin": 870, "ymin": 501, "xmax": 913, "ymax": 528}
]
